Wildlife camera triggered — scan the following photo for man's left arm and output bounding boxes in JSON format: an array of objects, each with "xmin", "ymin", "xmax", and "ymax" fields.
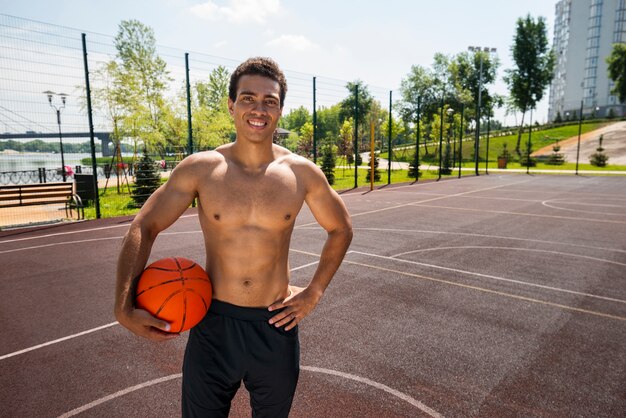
[{"xmin": 269, "ymin": 163, "xmax": 353, "ymax": 330}]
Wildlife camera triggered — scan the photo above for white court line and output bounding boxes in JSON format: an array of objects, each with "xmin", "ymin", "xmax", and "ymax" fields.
[
  {"xmin": 57, "ymin": 367, "xmax": 442, "ymax": 418},
  {"xmin": 298, "ymin": 227, "xmax": 626, "ymax": 254},
  {"xmin": 0, "ymin": 235, "xmax": 124, "ymax": 255},
  {"xmin": 290, "ymin": 260, "xmax": 319, "ymax": 271},
  {"xmin": 391, "ymin": 246, "xmax": 626, "ymax": 268},
  {"xmin": 57, "ymin": 373, "xmax": 183, "ymax": 418},
  {"xmin": 542, "ymin": 200, "xmax": 626, "ymax": 216},
  {"xmin": 491, "ymin": 188, "xmax": 626, "ymax": 198},
  {"xmin": 352, "ymin": 251, "xmax": 626, "ymax": 304},
  {"xmin": 0, "ymin": 322, "xmax": 118, "ymax": 361},
  {"xmin": 0, "ymin": 260, "xmax": 321, "ymax": 361},
  {"xmin": 410, "ymin": 203, "xmax": 626, "ymax": 225},
  {"xmin": 300, "ymin": 366, "xmax": 443, "ymax": 417},
  {"xmin": 0, "ymin": 223, "xmax": 129, "ymax": 245},
  {"xmin": 353, "ymin": 251, "xmax": 626, "ymax": 303},
  {"xmin": 545, "ymin": 200, "xmax": 626, "ymax": 208},
  {"xmin": 0, "ymin": 214, "xmax": 197, "ymax": 245},
  {"xmin": 297, "ymin": 178, "xmax": 533, "ymax": 228},
  {"xmin": 342, "ymin": 256, "xmax": 626, "ymax": 322}
]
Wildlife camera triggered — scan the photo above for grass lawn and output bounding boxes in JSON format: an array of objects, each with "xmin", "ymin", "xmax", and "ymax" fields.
[
  {"xmin": 381, "ymin": 121, "xmax": 608, "ymax": 163},
  {"xmin": 83, "ymin": 166, "xmax": 442, "ymax": 219}
]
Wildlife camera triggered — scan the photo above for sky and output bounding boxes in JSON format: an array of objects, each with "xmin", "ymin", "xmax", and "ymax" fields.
[{"xmin": 0, "ymin": 0, "xmax": 557, "ymax": 125}]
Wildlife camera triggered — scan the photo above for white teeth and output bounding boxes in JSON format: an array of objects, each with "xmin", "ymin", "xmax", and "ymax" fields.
[{"xmin": 249, "ymin": 120, "xmax": 266, "ymax": 127}]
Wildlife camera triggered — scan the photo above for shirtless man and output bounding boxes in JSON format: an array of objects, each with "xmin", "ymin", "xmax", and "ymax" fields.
[{"xmin": 114, "ymin": 57, "xmax": 353, "ymax": 417}]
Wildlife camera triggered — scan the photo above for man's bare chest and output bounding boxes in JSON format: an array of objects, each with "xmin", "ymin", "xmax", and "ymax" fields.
[{"xmin": 197, "ymin": 164, "xmax": 306, "ymax": 228}]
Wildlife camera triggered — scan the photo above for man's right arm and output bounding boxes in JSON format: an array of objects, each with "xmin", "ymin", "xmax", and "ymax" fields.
[{"xmin": 114, "ymin": 154, "xmax": 204, "ymax": 341}]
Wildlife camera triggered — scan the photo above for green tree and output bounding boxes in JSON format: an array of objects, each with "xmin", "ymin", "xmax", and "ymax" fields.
[
  {"xmin": 193, "ymin": 96, "xmax": 235, "ymax": 150},
  {"xmin": 320, "ymin": 140, "xmax": 336, "ymax": 185},
  {"xmin": 297, "ymin": 121, "xmax": 314, "ymax": 158},
  {"xmin": 196, "ymin": 66, "xmax": 230, "ymax": 111},
  {"xmin": 316, "ymin": 104, "xmax": 342, "ymax": 142},
  {"xmin": 365, "ymin": 152, "xmax": 381, "ymax": 182},
  {"xmin": 131, "ymin": 149, "xmax": 161, "ymax": 207},
  {"xmin": 339, "ymin": 80, "xmax": 373, "ymax": 124},
  {"xmin": 450, "ymin": 51, "xmax": 498, "ymax": 123},
  {"xmin": 338, "ymin": 119, "xmax": 353, "ymax": 166},
  {"xmin": 281, "ymin": 106, "xmax": 311, "ymax": 134},
  {"xmin": 504, "ymin": 14, "xmax": 555, "ymax": 156},
  {"xmin": 607, "ymin": 43, "xmax": 626, "ymax": 103},
  {"xmin": 589, "ymin": 135, "xmax": 609, "ymax": 166},
  {"xmin": 114, "ymin": 19, "xmax": 172, "ymax": 155}
]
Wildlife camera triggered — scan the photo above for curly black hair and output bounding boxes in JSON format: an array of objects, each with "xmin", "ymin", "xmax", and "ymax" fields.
[{"xmin": 229, "ymin": 57, "xmax": 288, "ymax": 108}]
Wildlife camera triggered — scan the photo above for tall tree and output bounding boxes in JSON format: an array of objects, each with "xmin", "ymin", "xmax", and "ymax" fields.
[
  {"xmin": 114, "ymin": 19, "xmax": 172, "ymax": 154},
  {"xmin": 504, "ymin": 14, "xmax": 555, "ymax": 156},
  {"xmin": 191, "ymin": 66, "xmax": 235, "ymax": 150},
  {"xmin": 316, "ymin": 104, "xmax": 342, "ymax": 142},
  {"xmin": 607, "ymin": 43, "xmax": 626, "ymax": 103},
  {"xmin": 338, "ymin": 118, "xmax": 354, "ymax": 167},
  {"xmin": 281, "ymin": 106, "xmax": 311, "ymax": 134},
  {"xmin": 196, "ymin": 65, "xmax": 230, "ymax": 112},
  {"xmin": 449, "ymin": 51, "xmax": 498, "ymax": 122},
  {"xmin": 297, "ymin": 121, "xmax": 314, "ymax": 158},
  {"xmin": 339, "ymin": 80, "xmax": 373, "ymax": 123}
]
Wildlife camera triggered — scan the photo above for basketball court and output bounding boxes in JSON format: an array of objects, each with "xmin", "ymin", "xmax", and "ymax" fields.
[{"xmin": 1, "ymin": 174, "xmax": 625, "ymax": 417}]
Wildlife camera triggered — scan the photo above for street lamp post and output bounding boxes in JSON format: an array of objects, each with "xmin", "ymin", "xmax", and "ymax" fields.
[
  {"xmin": 44, "ymin": 91, "xmax": 68, "ymax": 182},
  {"xmin": 445, "ymin": 107, "xmax": 454, "ymax": 175},
  {"xmin": 468, "ymin": 46, "xmax": 496, "ymax": 176},
  {"xmin": 575, "ymin": 100, "xmax": 584, "ymax": 175}
]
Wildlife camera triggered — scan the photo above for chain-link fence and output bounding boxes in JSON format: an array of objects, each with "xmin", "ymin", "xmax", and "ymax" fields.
[{"xmin": 2, "ymin": 14, "xmax": 625, "ymax": 229}]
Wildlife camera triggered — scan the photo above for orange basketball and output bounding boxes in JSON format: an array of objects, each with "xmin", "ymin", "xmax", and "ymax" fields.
[{"xmin": 135, "ymin": 257, "xmax": 212, "ymax": 333}]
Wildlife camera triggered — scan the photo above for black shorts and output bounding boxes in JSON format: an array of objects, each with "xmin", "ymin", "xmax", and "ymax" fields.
[{"xmin": 182, "ymin": 299, "xmax": 300, "ymax": 418}]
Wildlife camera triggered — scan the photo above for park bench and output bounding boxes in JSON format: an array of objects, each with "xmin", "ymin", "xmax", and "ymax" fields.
[{"xmin": 0, "ymin": 182, "xmax": 84, "ymax": 220}]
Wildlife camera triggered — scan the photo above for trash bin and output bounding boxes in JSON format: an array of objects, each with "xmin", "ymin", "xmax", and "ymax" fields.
[{"xmin": 74, "ymin": 173, "xmax": 95, "ymax": 202}]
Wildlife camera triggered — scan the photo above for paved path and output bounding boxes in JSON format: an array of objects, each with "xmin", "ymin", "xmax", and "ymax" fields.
[{"xmin": 532, "ymin": 121, "xmax": 626, "ymax": 165}]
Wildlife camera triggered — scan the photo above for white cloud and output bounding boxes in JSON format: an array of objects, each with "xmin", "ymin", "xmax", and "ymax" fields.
[
  {"xmin": 189, "ymin": 0, "xmax": 281, "ymax": 24},
  {"xmin": 213, "ymin": 40, "xmax": 228, "ymax": 48},
  {"xmin": 267, "ymin": 34, "xmax": 317, "ymax": 51}
]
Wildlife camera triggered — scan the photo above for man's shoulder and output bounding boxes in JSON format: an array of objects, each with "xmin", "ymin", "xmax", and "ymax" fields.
[
  {"xmin": 273, "ymin": 145, "xmax": 315, "ymax": 169},
  {"xmin": 181, "ymin": 149, "xmax": 226, "ymax": 167}
]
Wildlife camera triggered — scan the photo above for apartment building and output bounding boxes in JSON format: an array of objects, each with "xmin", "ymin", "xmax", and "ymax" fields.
[{"xmin": 548, "ymin": 0, "xmax": 626, "ymax": 121}]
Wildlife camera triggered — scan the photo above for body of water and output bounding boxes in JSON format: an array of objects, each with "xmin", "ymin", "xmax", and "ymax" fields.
[{"xmin": 0, "ymin": 152, "xmax": 132, "ymax": 172}]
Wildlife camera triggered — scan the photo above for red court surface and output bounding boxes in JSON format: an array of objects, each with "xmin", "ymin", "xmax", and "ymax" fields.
[{"xmin": 1, "ymin": 174, "xmax": 625, "ymax": 417}]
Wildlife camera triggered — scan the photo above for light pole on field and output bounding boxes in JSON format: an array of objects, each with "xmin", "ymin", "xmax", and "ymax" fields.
[
  {"xmin": 43, "ymin": 90, "xmax": 68, "ymax": 182},
  {"xmin": 468, "ymin": 46, "xmax": 496, "ymax": 176}
]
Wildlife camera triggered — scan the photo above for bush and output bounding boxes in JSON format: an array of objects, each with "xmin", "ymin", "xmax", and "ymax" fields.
[
  {"xmin": 554, "ymin": 111, "xmax": 563, "ymax": 123},
  {"xmin": 546, "ymin": 140, "xmax": 565, "ymax": 165},
  {"xmin": 589, "ymin": 135, "xmax": 609, "ymax": 167},
  {"xmin": 365, "ymin": 151, "xmax": 381, "ymax": 182},
  {"xmin": 320, "ymin": 143, "xmax": 336, "ymax": 185},
  {"xmin": 519, "ymin": 151, "xmax": 537, "ymax": 167},
  {"xmin": 131, "ymin": 150, "xmax": 161, "ymax": 207},
  {"xmin": 408, "ymin": 151, "xmax": 421, "ymax": 178}
]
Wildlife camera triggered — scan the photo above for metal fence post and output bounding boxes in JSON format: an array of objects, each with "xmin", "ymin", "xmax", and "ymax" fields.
[
  {"xmin": 185, "ymin": 53, "xmax": 193, "ymax": 156},
  {"xmin": 313, "ymin": 76, "xmax": 317, "ymax": 164},
  {"xmin": 81, "ymin": 33, "xmax": 101, "ymax": 219},
  {"xmin": 387, "ymin": 90, "xmax": 392, "ymax": 185},
  {"xmin": 354, "ymin": 85, "xmax": 359, "ymax": 189}
]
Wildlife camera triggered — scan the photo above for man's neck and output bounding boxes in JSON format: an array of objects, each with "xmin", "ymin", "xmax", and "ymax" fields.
[{"xmin": 230, "ymin": 140, "xmax": 276, "ymax": 172}]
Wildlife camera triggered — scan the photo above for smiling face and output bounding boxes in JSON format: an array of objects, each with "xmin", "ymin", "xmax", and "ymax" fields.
[{"xmin": 228, "ymin": 74, "xmax": 282, "ymax": 144}]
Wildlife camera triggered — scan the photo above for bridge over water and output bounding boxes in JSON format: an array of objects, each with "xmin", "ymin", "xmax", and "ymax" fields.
[{"xmin": 0, "ymin": 132, "xmax": 114, "ymax": 157}]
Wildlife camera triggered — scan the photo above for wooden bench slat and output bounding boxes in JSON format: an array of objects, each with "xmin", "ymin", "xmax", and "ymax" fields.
[
  {"xmin": 0, "ymin": 193, "xmax": 73, "ymax": 199},
  {"xmin": 0, "ymin": 183, "xmax": 84, "ymax": 220}
]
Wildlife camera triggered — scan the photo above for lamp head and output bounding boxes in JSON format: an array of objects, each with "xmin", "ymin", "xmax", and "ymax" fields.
[
  {"xmin": 43, "ymin": 90, "xmax": 55, "ymax": 103},
  {"xmin": 59, "ymin": 93, "xmax": 68, "ymax": 105}
]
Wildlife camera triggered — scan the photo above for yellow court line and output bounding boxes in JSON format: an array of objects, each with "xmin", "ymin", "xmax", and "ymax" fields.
[{"xmin": 342, "ymin": 259, "xmax": 626, "ymax": 322}]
